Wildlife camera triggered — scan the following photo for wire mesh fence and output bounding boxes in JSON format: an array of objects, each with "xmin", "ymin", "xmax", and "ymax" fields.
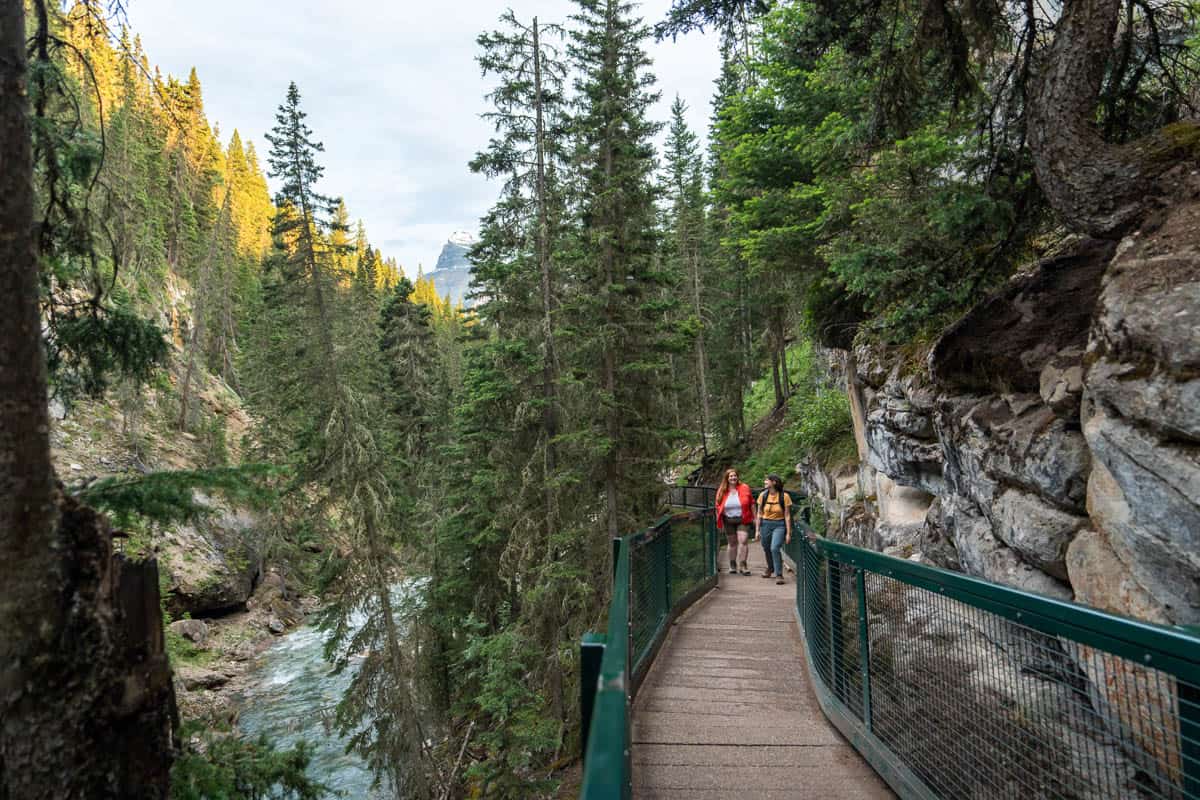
[
  {"xmin": 581, "ymin": 507, "xmax": 719, "ymax": 799},
  {"xmin": 665, "ymin": 484, "xmax": 716, "ymax": 511},
  {"xmin": 629, "ymin": 510, "xmax": 717, "ymax": 682},
  {"xmin": 789, "ymin": 533, "xmax": 1200, "ymax": 800}
]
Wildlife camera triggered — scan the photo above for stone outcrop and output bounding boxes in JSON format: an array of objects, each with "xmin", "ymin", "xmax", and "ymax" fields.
[
  {"xmin": 168, "ymin": 619, "xmax": 209, "ymax": 648},
  {"xmin": 426, "ymin": 231, "xmax": 477, "ymax": 306},
  {"xmin": 162, "ymin": 499, "xmax": 261, "ymax": 618},
  {"xmin": 811, "ymin": 224, "xmax": 1200, "ymax": 625},
  {"xmin": 1078, "ymin": 176, "xmax": 1200, "ymax": 624}
]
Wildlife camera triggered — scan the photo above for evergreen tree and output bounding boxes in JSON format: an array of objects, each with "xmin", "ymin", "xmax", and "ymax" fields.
[
  {"xmin": 567, "ymin": 0, "xmax": 677, "ymax": 538},
  {"xmin": 471, "ymin": 8, "xmax": 573, "ymax": 550},
  {"xmin": 250, "ymin": 83, "xmax": 436, "ymax": 798},
  {"xmin": 663, "ymin": 96, "xmax": 712, "ymax": 456},
  {"xmin": 704, "ymin": 40, "xmax": 752, "ymax": 445}
]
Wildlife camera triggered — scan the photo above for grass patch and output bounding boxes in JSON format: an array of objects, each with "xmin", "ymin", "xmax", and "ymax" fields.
[
  {"xmin": 737, "ymin": 338, "xmax": 858, "ymax": 483},
  {"xmin": 166, "ymin": 627, "xmax": 217, "ymax": 667},
  {"xmin": 743, "ymin": 343, "xmax": 815, "ymax": 423},
  {"xmin": 741, "ymin": 430, "xmax": 799, "ymax": 483}
]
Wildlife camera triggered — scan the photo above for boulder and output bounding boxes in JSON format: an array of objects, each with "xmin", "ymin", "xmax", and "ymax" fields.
[
  {"xmin": 167, "ymin": 618, "xmax": 209, "ymax": 648},
  {"xmin": 267, "ymin": 617, "xmax": 286, "ymax": 635},
  {"xmin": 162, "ymin": 500, "xmax": 260, "ymax": 618},
  {"xmin": 1065, "ymin": 529, "xmax": 1170, "ymax": 624},
  {"xmin": 175, "ymin": 666, "xmax": 229, "ymax": 691},
  {"xmin": 1083, "ymin": 406, "xmax": 1200, "ymax": 623},
  {"xmin": 938, "ymin": 395, "xmax": 1090, "ymax": 514},
  {"xmin": 1078, "ymin": 198, "xmax": 1200, "ymax": 625},
  {"xmin": 916, "ymin": 496, "xmax": 961, "ymax": 570},
  {"xmin": 853, "ymin": 343, "xmax": 893, "ymax": 389},
  {"xmin": 864, "ymin": 406, "xmax": 944, "ymax": 495},
  {"xmin": 935, "ymin": 495, "xmax": 1072, "ymax": 600},
  {"xmin": 230, "ymin": 641, "xmax": 259, "ymax": 662},
  {"xmin": 1086, "ymin": 219, "xmax": 1200, "ymax": 442},
  {"xmin": 991, "ymin": 488, "xmax": 1086, "ymax": 581}
]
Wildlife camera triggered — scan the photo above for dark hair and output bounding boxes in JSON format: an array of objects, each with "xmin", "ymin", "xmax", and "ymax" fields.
[{"xmin": 767, "ymin": 474, "xmax": 784, "ymax": 493}]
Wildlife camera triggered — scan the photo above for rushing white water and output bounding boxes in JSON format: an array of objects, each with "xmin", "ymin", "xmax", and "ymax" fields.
[
  {"xmin": 239, "ymin": 579, "xmax": 428, "ymax": 795},
  {"xmin": 237, "ymin": 619, "xmax": 390, "ymax": 798}
]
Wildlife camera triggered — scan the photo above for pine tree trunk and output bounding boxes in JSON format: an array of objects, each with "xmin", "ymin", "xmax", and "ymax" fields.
[
  {"xmin": 770, "ymin": 342, "xmax": 783, "ymax": 410},
  {"xmin": 668, "ymin": 353, "xmax": 681, "ymax": 429},
  {"xmin": 533, "ymin": 17, "xmax": 561, "ymax": 542},
  {"xmin": 178, "ymin": 190, "xmax": 231, "ymax": 429},
  {"xmin": 601, "ymin": 0, "xmax": 621, "ymax": 542},
  {"xmin": 1028, "ymin": 0, "xmax": 1199, "ymax": 236},
  {"xmin": 777, "ymin": 313, "xmax": 789, "ymax": 400},
  {"xmin": 690, "ymin": 252, "xmax": 711, "ymax": 457},
  {"xmin": 1, "ymin": 7, "xmax": 175, "ymax": 792}
]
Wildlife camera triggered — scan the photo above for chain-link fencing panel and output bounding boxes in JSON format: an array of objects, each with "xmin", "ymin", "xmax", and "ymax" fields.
[{"xmin": 791, "ymin": 534, "xmax": 1200, "ymax": 800}]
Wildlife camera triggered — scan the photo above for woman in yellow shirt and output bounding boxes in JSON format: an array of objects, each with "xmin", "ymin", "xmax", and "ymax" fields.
[{"xmin": 755, "ymin": 474, "xmax": 792, "ymax": 585}]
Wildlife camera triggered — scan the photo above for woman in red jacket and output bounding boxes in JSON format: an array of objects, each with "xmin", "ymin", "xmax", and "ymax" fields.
[{"xmin": 715, "ymin": 467, "xmax": 754, "ymax": 575}]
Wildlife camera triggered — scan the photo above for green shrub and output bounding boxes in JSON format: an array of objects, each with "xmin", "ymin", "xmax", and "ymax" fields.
[
  {"xmin": 740, "ymin": 341, "xmax": 857, "ymax": 478},
  {"xmin": 170, "ymin": 722, "xmax": 328, "ymax": 800},
  {"xmin": 793, "ymin": 389, "xmax": 855, "ymax": 467},
  {"xmin": 459, "ymin": 624, "xmax": 560, "ymax": 799}
]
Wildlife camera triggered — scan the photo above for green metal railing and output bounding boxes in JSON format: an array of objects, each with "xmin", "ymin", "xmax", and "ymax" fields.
[
  {"xmin": 786, "ymin": 529, "xmax": 1200, "ymax": 800},
  {"xmin": 581, "ymin": 484, "xmax": 1200, "ymax": 799},
  {"xmin": 579, "ymin": 507, "xmax": 719, "ymax": 799}
]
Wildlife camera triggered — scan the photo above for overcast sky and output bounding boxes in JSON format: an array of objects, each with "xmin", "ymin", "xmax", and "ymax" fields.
[{"xmin": 124, "ymin": 1, "xmax": 721, "ymax": 276}]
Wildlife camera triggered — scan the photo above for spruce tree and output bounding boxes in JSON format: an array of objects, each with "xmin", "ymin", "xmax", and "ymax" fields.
[
  {"xmin": 264, "ymin": 83, "xmax": 342, "ymax": 392},
  {"xmin": 567, "ymin": 0, "xmax": 676, "ymax": 538},
  {"xmin": 663, "ymin": 96, "xmax": 712, "ymax": 457},
  {"xmin": 248, "ymin": 84, "xmax": 436, "ymax": 796},
  {"xmin": 705, "ymin": 40, "xmax": 751, "ymax": 446},
  {"xmin": 471, "ymin": 8, "xmax": 572, "ymax": 545}
]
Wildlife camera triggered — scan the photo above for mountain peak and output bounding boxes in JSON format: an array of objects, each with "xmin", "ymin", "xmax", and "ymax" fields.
[
  {"xmin": 427, "ymin": 231, "xmax": 478, "ymax": 306},
  {"xmin": 448, "ymin": 230, "xmax": 477, "ymax": 247}
]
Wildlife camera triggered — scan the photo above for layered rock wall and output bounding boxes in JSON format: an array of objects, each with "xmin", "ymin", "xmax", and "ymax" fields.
[{"xmin": 802, "ymin": 192, "xmax": 1200, "ymax": 626}]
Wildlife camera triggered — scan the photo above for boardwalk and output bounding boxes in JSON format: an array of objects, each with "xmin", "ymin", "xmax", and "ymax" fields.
[{"xmin": 631, "ymin": 542, "xmax": 895, "ymax": 800}]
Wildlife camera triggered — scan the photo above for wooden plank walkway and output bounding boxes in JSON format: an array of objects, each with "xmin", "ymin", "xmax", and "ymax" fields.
[{"xmin": 631, "ymin": 541, "xmax": 895, "ymax": 799}]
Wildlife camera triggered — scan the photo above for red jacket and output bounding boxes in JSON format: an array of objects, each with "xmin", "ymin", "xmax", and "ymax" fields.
[{"xmin": 715, "ymin": 483, "xmax": 755, "ymax": 531}]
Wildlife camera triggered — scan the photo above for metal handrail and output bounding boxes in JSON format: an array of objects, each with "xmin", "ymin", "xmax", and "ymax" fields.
[
  {"xmin": 785, "ymin": 525, "xmax": 1200, "ymax": 800},
  {"xmin": 579, "ymin": 506, "xmax": 718, "ymax": 799}
]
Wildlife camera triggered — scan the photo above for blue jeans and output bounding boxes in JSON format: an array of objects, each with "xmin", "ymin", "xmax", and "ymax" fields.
[{"xmin": 760, "ymin": 520, "xmax": 786, "ymax": 576}]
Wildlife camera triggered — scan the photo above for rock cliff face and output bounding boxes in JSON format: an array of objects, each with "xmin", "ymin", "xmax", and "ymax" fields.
[
  {"xmin": 50, "ymin": 272, "xmax": 264, "ymax": 621},
  {"xmin": 802, "ymin": 182, "xmax": 1200, "ymax": 626}
]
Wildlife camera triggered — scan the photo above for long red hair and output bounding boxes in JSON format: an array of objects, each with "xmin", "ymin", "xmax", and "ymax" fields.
[{"xmin": 716, "ymin": 467, "xmax": 740, "ymax": 502}]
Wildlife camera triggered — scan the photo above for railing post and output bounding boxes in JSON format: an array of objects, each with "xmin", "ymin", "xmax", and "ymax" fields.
[
  {"xmin": 579, "ymin": 633, "xmax": 607, "ymax": 761},
  {"xmin": 611, "ymin": 536, "xmax": 621, "ymax": 582},
  {"xmin": 855, "ymin": 568, "xmax": 872, "ymax": 731},
  {"xmin": 828, "ymin": 559, "xmax": 846, "ymax": 703},
  {"xmin": 625, "ymin": 541, "xmax": 634, "ymax": 800}
]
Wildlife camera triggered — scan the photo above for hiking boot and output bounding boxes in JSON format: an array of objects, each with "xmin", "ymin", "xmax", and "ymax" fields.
[
  {"xmin": 739, "ymin": 561, "xmax": 750, "ymax": 575},
  {"xmin": 776, "ymin": 576, "xmax": 785, "ymax": 585},
  {"xmin": 729, "ymin": 564, "xmax": 738, "ymax": 574},
  {"xmin": 762, "ymin": 571, "xmax": 774, "ymax": 579}
]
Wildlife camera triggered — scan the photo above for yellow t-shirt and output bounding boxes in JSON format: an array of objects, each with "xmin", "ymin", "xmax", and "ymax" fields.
[{"xmin": 758, "ymin": 491, "xmax": 792, "ymax": 521}]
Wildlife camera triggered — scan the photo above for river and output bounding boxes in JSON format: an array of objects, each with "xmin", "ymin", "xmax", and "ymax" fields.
[{"xmin": 237, "ymin": 619, "xmax": 390, "ymax": 798}]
